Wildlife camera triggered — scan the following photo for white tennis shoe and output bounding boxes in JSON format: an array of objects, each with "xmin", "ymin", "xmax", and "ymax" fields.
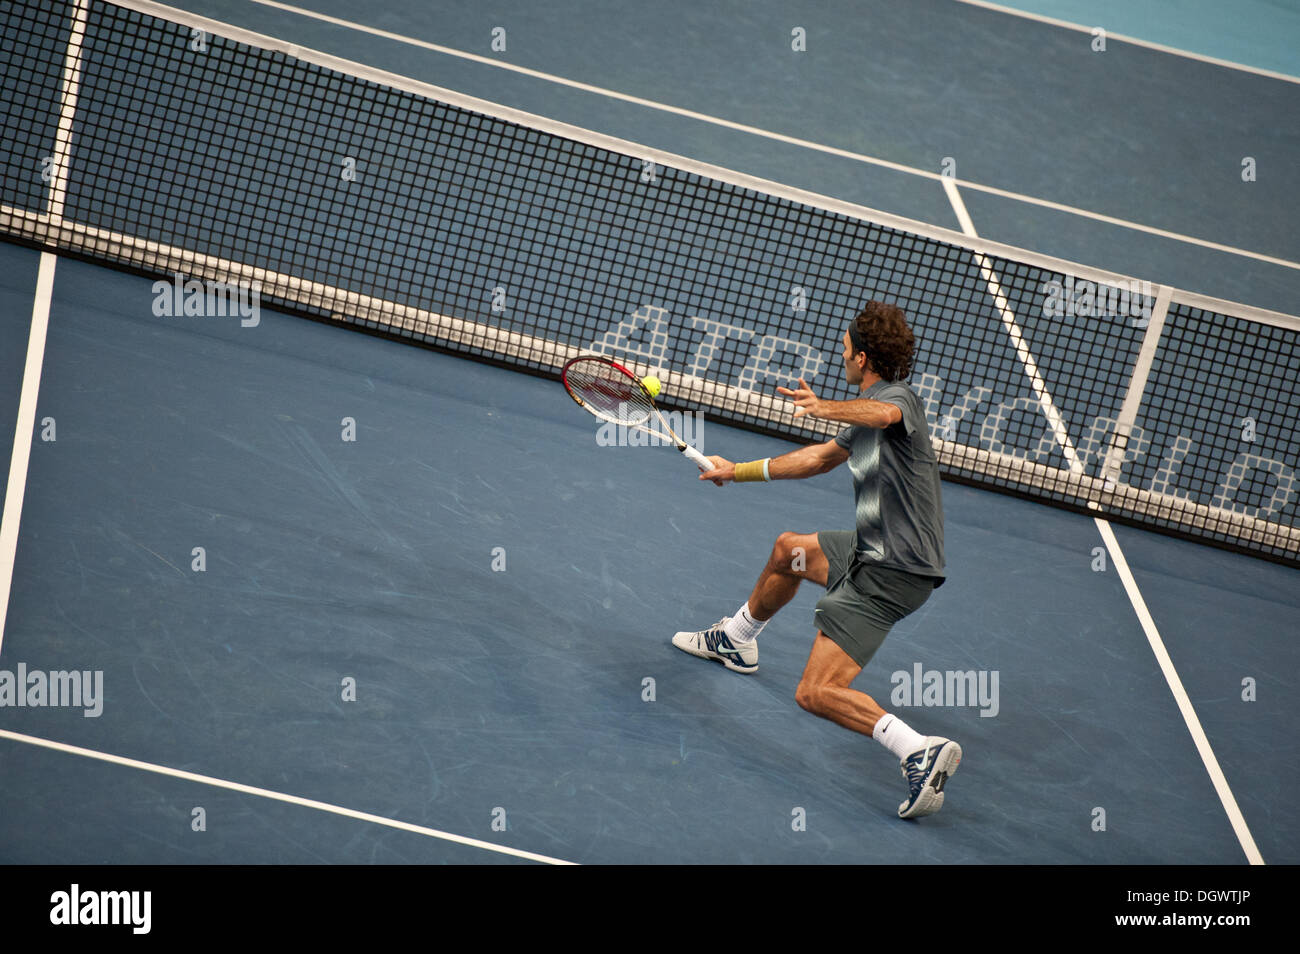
[
  {"xmin": 672, "ymin": 619, "xmax": 758, "ymax": 674},
  {"xmin": 898, "ymin": 737, "xmax": 962, "ymax": 819}
]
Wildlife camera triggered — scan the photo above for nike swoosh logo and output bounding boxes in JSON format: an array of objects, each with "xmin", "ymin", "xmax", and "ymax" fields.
[
  {"xmin": 715, "ymin": 645, "xmax": 747, "ymax": 655},
  {"xmin": 908, "ymin": 749, "xmax": 934, "ymax": 772}
]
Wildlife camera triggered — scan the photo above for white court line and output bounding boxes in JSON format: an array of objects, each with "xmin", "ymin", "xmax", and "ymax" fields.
[
  {"xmin": 48, "ymin": 0, "xmax": 90, "ymax": 221},
  {"xmin": 0, "ymin": 254, "xmax": 57, "ymax": 657},
  {"xmin": 953, "ymin": 0, "xmax": 1300, "ymax": 86},
  {"xmin": 1100, "ymin": 285, "xmax": 1171, "ymax": 489},
  {"xmin": 1, "ymin": 2, "xmax": 88, "ymax": 655},
  {"xmin": 219, "ymin": 0, "xmax": 1300, "ymax": 272},
  {"xmin": 0, "ymin": 728, "xmax": 577, "ymax": 865},
  {"xmin": 1093, "ymin": 522, "xmax": 1264, "ymax": 865},
  {"xmin": 942, "ymin": 177, "xmax": 1084, "ymax": 473},
  {"xmin": 943, "ymin": 180, "xmax": 1265, "ymax": 866}
]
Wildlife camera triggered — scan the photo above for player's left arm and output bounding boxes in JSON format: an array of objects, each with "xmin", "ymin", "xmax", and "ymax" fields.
[{"xmin": 777, "ymin": 378, "xmax": 902, "ymax": 429}]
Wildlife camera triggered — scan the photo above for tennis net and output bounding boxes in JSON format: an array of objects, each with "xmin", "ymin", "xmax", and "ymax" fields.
[{"xmin": 3, "ymin": 0, "xmax": 1297, "ymax": 565}]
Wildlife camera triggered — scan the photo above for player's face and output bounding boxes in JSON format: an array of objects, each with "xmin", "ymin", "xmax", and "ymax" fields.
[{"xmin": 842, "ymin": 331, "xmax": 864, "ymax": 386}]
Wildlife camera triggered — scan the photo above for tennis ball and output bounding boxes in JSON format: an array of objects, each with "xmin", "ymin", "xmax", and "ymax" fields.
[{"xmin": 641, "ymin": 375, "xmax": 662, "ymax": 398}]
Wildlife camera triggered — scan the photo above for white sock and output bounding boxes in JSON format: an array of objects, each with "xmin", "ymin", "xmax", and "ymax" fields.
[
  {"xmin": 873, "ymin": 713, "xmax": 927, "ymax": 760},
  {"xmin": 723, "ymin": 602, "xmax": 768, "ymax": 644}
]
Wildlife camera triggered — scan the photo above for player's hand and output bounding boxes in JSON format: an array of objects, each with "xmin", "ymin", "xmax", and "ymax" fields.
[
  {"xmin": 698, "ymin": 456, "xmax": 735, "ymax": 486},
  {"xmin": 777, "ymin": 378, "xmax": 822, "ymax": 419}
]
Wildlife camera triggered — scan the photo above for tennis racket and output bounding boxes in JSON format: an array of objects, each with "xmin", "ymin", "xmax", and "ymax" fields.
[{"xmin": 561, "ymin": 355, "xmax": 714, "ymax": 472}]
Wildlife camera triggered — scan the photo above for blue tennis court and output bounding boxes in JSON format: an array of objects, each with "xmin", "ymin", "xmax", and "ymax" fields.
[{"xmin": 1, "ymin": 0, "xmax": 1297, "ymax": 867}]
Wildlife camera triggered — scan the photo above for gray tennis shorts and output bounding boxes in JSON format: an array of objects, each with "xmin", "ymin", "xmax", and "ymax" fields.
[{"xmin": 814, "ymin": 531, "xmax": 938, "ymax": 668}]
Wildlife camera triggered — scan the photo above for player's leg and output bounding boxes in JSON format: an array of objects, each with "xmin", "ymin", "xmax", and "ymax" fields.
[
  {"xmin": 672, "ymin": 531, "xmax": 828, "ymax": 674},
  {"xmin": 746, "ymin": 531, "xmax": 829, "ymax": 620},
  {"xmin": 793, "ymin": 631, "xmax": 879, "ymax": 732},
  {"xmin": 797, "ymin": 631, "xmax": 960, "ymax": 819},
  {"xmin": 804, "ymin": 564, "xmax": 961, "ymax": 819}
]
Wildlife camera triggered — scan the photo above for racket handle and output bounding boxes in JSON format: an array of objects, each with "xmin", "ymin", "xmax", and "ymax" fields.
[{"xmin": 682, "ymin": 445, "xmax": 713, "ymax": 471}]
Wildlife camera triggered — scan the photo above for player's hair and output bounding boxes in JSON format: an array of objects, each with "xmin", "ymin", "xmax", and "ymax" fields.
[{"xmin": 849, "ymin": 301, "xmax": 915, "ymax": 382}]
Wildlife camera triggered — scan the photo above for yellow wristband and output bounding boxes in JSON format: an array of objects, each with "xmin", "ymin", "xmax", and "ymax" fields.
[{"xmin": 734, "ymin": 459, "xmax": 771, "ymax": 482}]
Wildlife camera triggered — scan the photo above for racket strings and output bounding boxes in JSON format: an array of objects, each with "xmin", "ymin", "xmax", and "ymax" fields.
[{"xmin": 565, "ymin": 360, "xmax": 654, "ymax": 425}]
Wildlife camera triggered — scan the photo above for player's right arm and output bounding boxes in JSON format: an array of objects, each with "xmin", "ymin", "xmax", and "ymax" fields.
[{"xmin": 699, "ymin": 439, "xmax": 848, "ymax": 485}]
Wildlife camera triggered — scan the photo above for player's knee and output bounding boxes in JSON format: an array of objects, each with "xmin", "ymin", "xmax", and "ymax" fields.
[
  {"xmin": 772, "ymin": 531, "xmax": 802, "ymax": 569},
  {"xmin": 794, "ymin": 680, "xmax": 820, "ymax": 715}
]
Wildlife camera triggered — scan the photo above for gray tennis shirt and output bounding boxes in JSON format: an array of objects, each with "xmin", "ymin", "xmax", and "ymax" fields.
[{"xmin": 833, "ymin": 379, "xmax": 946, "ymax": 585}]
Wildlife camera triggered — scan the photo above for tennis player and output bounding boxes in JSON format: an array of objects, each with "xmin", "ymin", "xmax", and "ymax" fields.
[{"xmin": 673, "ymin": 301, "xmax": 961, "ymax": 820}]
